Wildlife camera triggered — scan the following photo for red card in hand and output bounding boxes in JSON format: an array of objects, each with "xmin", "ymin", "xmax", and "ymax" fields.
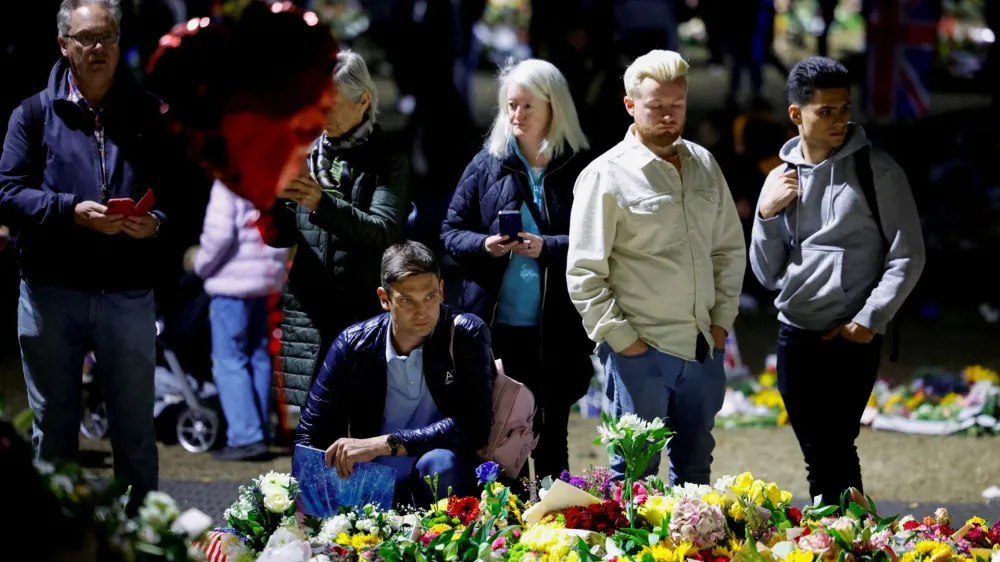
[{"xmin": 134, "ymin": 189, "xmax": 156, "ymax": 215}]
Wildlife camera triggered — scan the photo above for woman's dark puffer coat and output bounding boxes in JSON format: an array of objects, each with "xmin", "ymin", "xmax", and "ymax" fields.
[
  {"xmin": 441, "ymin": 146, "xmax": 594, "ymax": 404},
  {"xmin": 269, "ymin": 125, "xmax": 410, "ymax": 407}
]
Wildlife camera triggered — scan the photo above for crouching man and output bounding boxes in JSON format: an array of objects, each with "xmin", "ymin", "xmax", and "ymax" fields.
[{"xmin": 295, "ymin": 241, "xmax": 494, "ymax": 507}]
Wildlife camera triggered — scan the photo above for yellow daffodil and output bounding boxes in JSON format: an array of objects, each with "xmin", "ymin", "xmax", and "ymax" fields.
[
  {"xmin": 764, "ymin": 483, "xmax": 783, "ymax": 506},
  {"xmin": 732, "ymin": 472, "xmax": 755, "ymax": 495},
  {"xmin": 905, "ymin": 392, "xmax": 925, "ymax": 411},
  {"xmin": 703, "ymin": 491, "xmax": 726, "ymax": 506},
  {"xmin": 966, "ymin": 517, "xmax": 987, "ymax": 527},
  {"xmin": 780, "ymin": 490, "xmax": 793, "ymax": 505},
  {"xmin": 729, "ymin": 501, "xmax": 746, "ymax": 521}
]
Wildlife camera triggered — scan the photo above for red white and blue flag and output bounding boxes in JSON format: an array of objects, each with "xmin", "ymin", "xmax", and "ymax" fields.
[{"xmin": 866, "ymin": 0, "xmax": 939, "ymax": 120}]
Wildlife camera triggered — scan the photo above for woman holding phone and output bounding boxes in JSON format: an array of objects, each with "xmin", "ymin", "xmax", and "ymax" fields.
[{"xmin": 441, "ymin": 59, "xmax": 592, "ymax": 483}]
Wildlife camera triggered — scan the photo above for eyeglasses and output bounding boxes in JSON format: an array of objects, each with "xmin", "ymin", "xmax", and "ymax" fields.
[{"xmin": 66, "ymin": 30, "xmax": 120, "ymax": 47}]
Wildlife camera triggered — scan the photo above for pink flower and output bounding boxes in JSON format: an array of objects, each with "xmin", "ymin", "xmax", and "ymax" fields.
[
  {"xmin": 870, "ymin": 529, "xmax": 893, "ymax": 551},
  {"xmin": 613, "ymin": 481, "xmax": 650, "ymax": 506},
  {"xmin": 799, "ymin": 529, "xmax": 834, "ymax": 555},
  {"xmin": 492, "ymin": 536, "xmax": 507, "ymax": 550}
]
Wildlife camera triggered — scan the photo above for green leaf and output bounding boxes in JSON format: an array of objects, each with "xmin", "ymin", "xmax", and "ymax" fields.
[{"xmin": 848, "ymin": 502, "xmax": 867, "ymax": 519}]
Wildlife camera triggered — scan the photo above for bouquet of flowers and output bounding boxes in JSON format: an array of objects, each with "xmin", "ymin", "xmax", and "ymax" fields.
[
  {"xmin": 220, "ymin": 471, "xmax": 300, "ymax": 556},
  {"xmin": 594, "ymin": 413, "xmax": 674, "ymax": 527}
]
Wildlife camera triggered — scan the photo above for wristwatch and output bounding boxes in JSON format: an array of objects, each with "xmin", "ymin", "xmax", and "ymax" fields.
[{"xmin": 386, "ymin": 434, "xmax": 402, "ymax": 457}]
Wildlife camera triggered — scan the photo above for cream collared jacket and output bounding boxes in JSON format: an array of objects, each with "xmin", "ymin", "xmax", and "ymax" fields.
[{"xmin": 566, "ymin": 128, "xmax": 746, "ymax": 361}]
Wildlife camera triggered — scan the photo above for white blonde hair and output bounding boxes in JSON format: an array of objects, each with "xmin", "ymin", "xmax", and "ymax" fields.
[
  {"xmin": 334, "ymin": 50, "xmax": 379, "ymax": 123},
  {"xmin": 486, "ymin": 58, "xmax": 589, "ymax": 160},
  {"xmin": 623, "ymin": 50, "xmax": 690, "ymax": 98}
]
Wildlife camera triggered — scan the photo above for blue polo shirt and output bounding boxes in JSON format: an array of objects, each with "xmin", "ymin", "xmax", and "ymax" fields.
[{"xmin": 376, "ymin": 335, "xmax": 443, "ymax": 483}]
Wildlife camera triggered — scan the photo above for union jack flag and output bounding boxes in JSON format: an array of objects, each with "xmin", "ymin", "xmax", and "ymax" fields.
[{"xmin": 866, "ymin": 0, "xmax": 939, "ymax": 120}]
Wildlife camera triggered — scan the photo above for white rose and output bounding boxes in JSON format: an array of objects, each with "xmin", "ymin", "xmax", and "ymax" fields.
[
  {"xmin": 260, "ymin": 471, "xmax": 293, "ymax": 490},
  {"xmin": 264, "ymin": 488, "xmax": 293, "ymax": 513},
  {"xmin": 355, "ymin": 519, "xmax": 373, "ymax": 532}
]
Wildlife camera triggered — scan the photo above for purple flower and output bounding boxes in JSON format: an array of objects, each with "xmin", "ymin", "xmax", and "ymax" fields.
[
  {"xmin": 568, "ymin": 477, "xmax": 588, "ymax": 489},
  {"xmin": 559, "ymin": 470, "xmax": 572, "ymax": 483}
]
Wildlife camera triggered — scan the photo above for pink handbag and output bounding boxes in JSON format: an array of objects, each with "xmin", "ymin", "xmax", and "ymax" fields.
[{"xmin": 450, "ymin": 317, "xmax": 539, "ymax": 478}]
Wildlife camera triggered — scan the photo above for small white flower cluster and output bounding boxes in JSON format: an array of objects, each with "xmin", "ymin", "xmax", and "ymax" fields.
[
  {"xmin": 315, "ymin": 504, "xmax": 418, "ymax": 545},
  {"xmin": 597, "ymin": 413, "xmax": 667, "ymax": 444}
]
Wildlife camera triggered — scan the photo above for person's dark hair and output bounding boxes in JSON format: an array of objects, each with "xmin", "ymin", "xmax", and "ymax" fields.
[
  {"xmin": 786, "ymin": 56, "xmax": 850, "ymax": 105},
  {"xmin": 381, "ymin": 241, "xmax": 441, "ymax": 291}
]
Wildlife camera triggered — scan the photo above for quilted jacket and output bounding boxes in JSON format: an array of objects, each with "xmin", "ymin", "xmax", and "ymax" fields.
[
  {"xmin": 267, "ymin": 125, "xmax": 410, "ymax": 408},
  {"xmin": 294, "ymin": 305, "xmax": 494, "ymax": 457},
  {"xmin": 440, "ymin": 146, "xmax": 594, "ymax": 403}
]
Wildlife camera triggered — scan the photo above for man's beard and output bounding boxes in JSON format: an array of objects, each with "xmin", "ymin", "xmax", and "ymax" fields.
[{"xmin": 635, "ymin": 122, "xmax": 684, "ymax": 149}]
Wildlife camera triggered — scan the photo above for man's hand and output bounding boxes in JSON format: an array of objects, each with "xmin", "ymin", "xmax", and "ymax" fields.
[
  {"xmin": 619, "ymin": 338, "xmax": 650, "ymax": 357},
  {"xmin": 758, "ymin": 169, "xmax": 799, "ymax": 219},
  {"xmin": 823, "ymin": 322, "xmax": 874, "ymax": 343},
  {"xmin": 512, "ymin": 232, "xmax": 543, "ymax": 259},
  {"xmin": 710, "ymin": 325, "xmax": 728, "ymax": 349},
  {"xmin": 280, "ymin": 174, "xmax": 324, "ymax": 212},
  {"xmin": 74, "ymin": 201, "xmax": 124, "ymax": 235},
  {"xmin": 484, "ymin": 234, "xmax": 516, "ymax": 257},
  {"xmin": 325, "ymin": 436, "xmax": 389, "ymax": 478},
  {"xmin": 123, "ymin": 214, "xmax": 159, "ymax": 239}
]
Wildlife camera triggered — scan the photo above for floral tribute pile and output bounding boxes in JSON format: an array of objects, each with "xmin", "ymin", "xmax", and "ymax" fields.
[
  {"xmin": 717, "ymin": 362, "xmax": 1000, "ymax": 435},
  {"xmin": 22, "ymin": 414, "xmax": 1000, "ymax": 562}
]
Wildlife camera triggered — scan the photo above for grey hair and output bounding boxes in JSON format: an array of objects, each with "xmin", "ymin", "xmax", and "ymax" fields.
[
  {"xmin": 58, "ymin": 0, "xmax": 123, "ymax": 36},
  {"xmin": 486, "ymin": 58, "xmax": 589, "ymax": 160},
  {"xmin": 334, "ymin": 50, "xmax": 379, "ymax": 124}
]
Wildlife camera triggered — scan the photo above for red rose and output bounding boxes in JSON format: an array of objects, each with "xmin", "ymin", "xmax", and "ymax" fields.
[
  {"xmin": 786, "ymin": 507, "xmax": 803, "ymax": 526},
  {"xmin": 903, "ymin": 521, "xmax": 921, "ymax": 531}
]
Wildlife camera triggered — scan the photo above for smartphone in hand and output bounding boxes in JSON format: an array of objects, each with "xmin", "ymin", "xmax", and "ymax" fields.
[
  {"xmin": 106, "ymin": 198, "xmax": 135, "ymax": 216},
  {"xmin": 498, "ymin": 209, "xmax": 523, "ymax": 243}
]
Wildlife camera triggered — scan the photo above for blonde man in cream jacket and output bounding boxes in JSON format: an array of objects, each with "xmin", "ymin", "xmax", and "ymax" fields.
[{"xmin": 567, "ymin": 50, "xmax": 746, "ymax": 485}]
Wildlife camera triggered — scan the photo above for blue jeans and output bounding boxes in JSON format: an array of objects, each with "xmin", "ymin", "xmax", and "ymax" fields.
[
  {"xmin": 209, "ymin": 296, "xmax": 272, "ymax": 448},
  {"xmin": 18, "ymin": 280, "xmax": 158, "ymax": 503},
  {"xmin": 394, "ymin": 449, "xmax": 477, "ymax": 508},
  {"xmin": 600, "ymin": 342, "xmax": 726, "ymax": 485}
]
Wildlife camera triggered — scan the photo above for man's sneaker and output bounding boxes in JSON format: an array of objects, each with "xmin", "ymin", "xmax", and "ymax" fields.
[{"xmin": 212, "ymin": 441, "xmax": 268, "ymax": 462}]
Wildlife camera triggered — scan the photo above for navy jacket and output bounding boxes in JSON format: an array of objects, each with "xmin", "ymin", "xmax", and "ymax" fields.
[
  {"xmin": 295, "ymin": 305, "xmax": 494, "ymax": 458},
  {"xmin": 0, "ymin": 58, "xmax": 170, "ymax": 293},
  {"xmin": 441, "ymin": 147, "xmax": 594, "ymax": 402}
]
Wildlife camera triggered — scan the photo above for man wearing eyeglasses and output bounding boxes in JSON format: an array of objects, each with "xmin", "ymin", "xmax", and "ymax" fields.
[{"xmin": 0, "ymin": 0, "xmax": 170, "ymax": 511}]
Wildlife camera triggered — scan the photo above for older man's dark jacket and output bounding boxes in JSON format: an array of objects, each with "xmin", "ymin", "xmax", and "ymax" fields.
[
  {"xmin": 295, "ymin": 304, "xmax": 494, "ymax": 458},
  {"xmin": 0, "ymin": 58, "xmax": 170, "ymax": 293}
]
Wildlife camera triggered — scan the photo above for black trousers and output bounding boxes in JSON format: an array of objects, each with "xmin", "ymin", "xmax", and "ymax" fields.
[
  {"xmin": 491, "ymin": 323, "xmax": 573, "ymax": 482},
  {"xmin": 776, "ymin": 323, "xmax": 882, "ymax": 508}
]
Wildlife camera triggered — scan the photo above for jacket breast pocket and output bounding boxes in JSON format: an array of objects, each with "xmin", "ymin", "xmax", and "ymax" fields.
[
  {"xmin": 625, "ymin": 193, "xmax": 676, "ymax": 220},
  {"xmin": 775, "ymin": 246, "xmax": 847, "ymax": 319}
]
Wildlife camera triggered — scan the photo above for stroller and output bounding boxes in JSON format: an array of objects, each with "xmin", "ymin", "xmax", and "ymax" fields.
[{"xmin": 80, "ymin": 274, "xmax": 224, "ymax": 453}]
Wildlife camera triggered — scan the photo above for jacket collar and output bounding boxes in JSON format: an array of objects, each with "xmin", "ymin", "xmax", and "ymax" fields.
[
  {"xmin": 499, "ymin": 140, "xmax": 577, "ymax": 177},
  {"xmin": 620, "ymin": 125, "xmax": 690, "ymax": 169},
  {"xmin": 48, "ymin": 56, "xmax": 147, "ymax": 114}
]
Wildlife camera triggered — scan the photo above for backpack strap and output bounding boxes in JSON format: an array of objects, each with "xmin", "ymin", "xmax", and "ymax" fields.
[{"xmin": 854, "ymin": 146, "xmax": 900, "ymax": 362}]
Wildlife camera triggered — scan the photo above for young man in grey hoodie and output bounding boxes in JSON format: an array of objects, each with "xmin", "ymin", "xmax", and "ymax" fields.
[{"xmin": 750, "ymin": 57, "xmax": 925, "ymax": 508}]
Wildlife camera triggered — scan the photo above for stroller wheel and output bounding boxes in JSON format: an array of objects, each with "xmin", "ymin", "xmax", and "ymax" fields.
[
  {"xmin": 80, "ymin": 402, "xmax": 109, "ymax": 440},
  {"xmin": 175, "ymin": 408, "xmax": 219, "ymax": 453}
]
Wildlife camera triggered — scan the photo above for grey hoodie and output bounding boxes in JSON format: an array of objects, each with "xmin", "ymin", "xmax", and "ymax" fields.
[{"xmin": 749, "ymin": 124, "xmax": 925, "ymax": 334}]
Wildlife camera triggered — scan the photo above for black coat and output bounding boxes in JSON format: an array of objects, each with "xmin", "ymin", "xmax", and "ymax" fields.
[
  {"xmin": 268, "ymin": 125, "xmax": 411, "ymax": 407},
  {"xmin": 295, "ymin": 305, "xmax": 494, "ymax": 457},
  {"xmin": 441, "ymin": 146, "xmax": 593, "ymax": 403}
]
